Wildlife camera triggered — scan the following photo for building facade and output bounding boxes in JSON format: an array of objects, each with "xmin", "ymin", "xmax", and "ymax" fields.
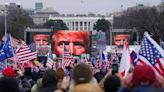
[
  {"xmin": 35, "ymin": 2, "xmax": 43, "ymax": 10},
  {"xmin": 48, "ymin": 15, "xmax": 113, "ymax": 31},
  {"xmin": 32, "ymin": 8, "xmax": 59, "ymax": 25}
]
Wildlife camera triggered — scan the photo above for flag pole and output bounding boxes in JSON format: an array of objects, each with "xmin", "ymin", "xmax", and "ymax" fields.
[
  {"xmin": 70, "ymin": 42, "xmax": 72, "ymax": 57},
  {"xmin": 62, "ymin": 43, "xmax": 65, "ymax": 67},
  {"xmin": 9, "ymin": 34, "xmax": 17, "ymax": 69},
  {"xmin": 100, "ymin": 48, "xmax": 103, "ymax": 66}
]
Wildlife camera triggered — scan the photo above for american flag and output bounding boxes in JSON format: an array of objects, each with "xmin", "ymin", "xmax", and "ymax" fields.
[
  {"xmin": 62, "ymin": 44, "xmax": 73, "ymax": 69},
  {"xmin": 46, "ymin": 57, "xmax": 56, "ymax": 70},
  {"xmin": 16, "ymin": 40, "xmax": 37, "ymax": 64},
  {"xmin": 63, "ymin": 45, "xmax": 70, "ymax": 58},
  {"xmin": 138, "ymin": 32, "xmax": 164, "ymax": 77}
]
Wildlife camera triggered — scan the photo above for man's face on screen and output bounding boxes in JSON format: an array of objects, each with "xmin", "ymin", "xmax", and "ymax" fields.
[
  {"xmin": 33, "ymin": 34, "xmax": 49, "ymax": 46},
  {"xmin": 53, "ymin": 31, "xmax": 87, "ymax": 55}
]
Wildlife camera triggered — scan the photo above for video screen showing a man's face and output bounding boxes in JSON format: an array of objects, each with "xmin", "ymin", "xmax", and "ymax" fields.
[
  {"xmin": 32, "ymin": 34, "xmax": 51, "ymax": 56},
  {"xmin": 33, "ymin": 34, "xmax": 50, "ymax": 46},
  {"xmin": 52, "ymin": 30, "xmax": 91, "ymax": 55},
  {"xmin": 114, "ymin": 34, "xmax": 129, "ymax": 46}
]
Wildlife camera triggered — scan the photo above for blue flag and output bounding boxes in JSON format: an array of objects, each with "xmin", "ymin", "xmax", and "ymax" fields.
[
  {"xmin": 0, "ymin": 49, "xmax": 7, "ymax": 61},
  {"xmin": 0, "ymin": 40, "xmax": 7, "ymax": 62},
  {"xmin": 0, "ymin": 60, "xmax": 6, "ymax": 71},
  {"xmin": 2, "ymin": 34, "xmax": 14, "ymax": 58}
]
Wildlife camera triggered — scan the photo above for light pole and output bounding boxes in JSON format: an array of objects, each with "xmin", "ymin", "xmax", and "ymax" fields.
[
  {"xmin": 0, "ymin": 4, "xmax": 8, "ymax": 36},
  {"xmin": 4, "ymin": 8, "xmax": 7, "ymax": 36},
  {"xmin": 0, "ymin": 8, "xmax": 7, "ymax": 36}
]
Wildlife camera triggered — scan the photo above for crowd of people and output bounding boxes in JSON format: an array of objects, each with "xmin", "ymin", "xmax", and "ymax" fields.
[{"xmin": 0, "ymin": 61, "xmax": 164, "ymax": 92}]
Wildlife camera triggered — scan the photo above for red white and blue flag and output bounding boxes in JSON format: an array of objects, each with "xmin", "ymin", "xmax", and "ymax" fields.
[
  {"xmin": 46, "ymin": 57, "xmax": 56, "ymax": 70},
  {"xmin": 138, "ymin": 32, "xmax": 164, "ymax": 77},
  {"xmin": 16, "ymin": 40, "xmax": 37, "ymax": 64},
  {"xmin": 62, "ymin": 44, "xmax": 73, "ymax": 69}
]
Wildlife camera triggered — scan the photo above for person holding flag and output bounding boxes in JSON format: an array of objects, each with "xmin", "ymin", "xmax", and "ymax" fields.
[
  {"xmin": 137, "ymin": 32, "xmax": 164, "ymax": 77},
  {"xmin": 118, "ymin": 43, "xmax": 131, "ymax": 78},
  {"xmin": 0, "ymin": 34, "xmax": 14, "ymax": 70}
]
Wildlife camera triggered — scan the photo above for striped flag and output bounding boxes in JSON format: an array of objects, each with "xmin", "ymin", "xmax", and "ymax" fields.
[
  {"xmin": 63, "ymin": 45, "xmax": 70, "ymax": 58},
  {"xmin": 46, "ymin": 57, "xmax": 55, "ymax": 69},
  {"xmin": 16, "ymin": 40, "xmax": 37, "ymax": 64},
  {"xmin": 62, "ymin": 58, "xmax": 73, "ymax": 69},
  {"xmin": 62, "ymin": 44, "xmax": 73, "ymax": 69},
  {"xmin": 138, "ymin": 32, "xmax": 164, "ymax": 77}
]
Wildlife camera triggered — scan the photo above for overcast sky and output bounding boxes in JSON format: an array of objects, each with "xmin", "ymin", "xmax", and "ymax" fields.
[{"xmin": 0, "ymin": 0, "xmax": 162, "ymax": 14}]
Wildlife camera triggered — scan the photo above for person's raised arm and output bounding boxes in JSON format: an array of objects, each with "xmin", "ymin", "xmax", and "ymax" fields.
[{"xmin": 98, "ymin": 69, "xmax": 112, "ymax": 89}]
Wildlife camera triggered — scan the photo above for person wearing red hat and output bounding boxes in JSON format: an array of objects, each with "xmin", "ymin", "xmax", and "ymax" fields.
[
  {"xmin": 119, "ymin": 65, "xmax": 158, "ymax": 92},
  {"xmin": 2, "ymin": 67, "xmax": 15, "ymax": 78}
]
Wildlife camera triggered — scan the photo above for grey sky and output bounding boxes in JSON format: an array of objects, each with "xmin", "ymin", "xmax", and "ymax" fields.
[{"xmin": 0, "ymin": 0, "xmax": 162, "ymax": 14}]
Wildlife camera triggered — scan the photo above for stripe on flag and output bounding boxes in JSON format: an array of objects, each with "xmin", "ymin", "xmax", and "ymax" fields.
[
  {"xmin": 62, "ymin": 58, "xmax": 73, "ymax": 69},
  {"xmin": 62, "ymin": 43, "xmax": 73, "ymax": 69},
  {"xmin": 16, "ymin": 40, "xmax": 37, "ymax": 63},
  {"xmin": 138, "ymin": 32, "xmax": 164, "ymax": 77},
  {"xmin": 46, "ymin": 57, "xmax": 54, "ymax": 69}
]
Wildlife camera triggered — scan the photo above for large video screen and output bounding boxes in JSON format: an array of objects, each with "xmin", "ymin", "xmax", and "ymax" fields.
[
  {"xmin": 52, "ymin": 30, "xmax": 91, "ymax": 55},
  {"xmin": 26, "ymin": 30, "xmax": 91, "ymax": 56},
  {"xmin": 114, "ymin": 34, "xmax": 129, "ymax": 45},
  {"xmin": 26, "ymin": 31, "xmax": 51, "ymax": 56}
]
